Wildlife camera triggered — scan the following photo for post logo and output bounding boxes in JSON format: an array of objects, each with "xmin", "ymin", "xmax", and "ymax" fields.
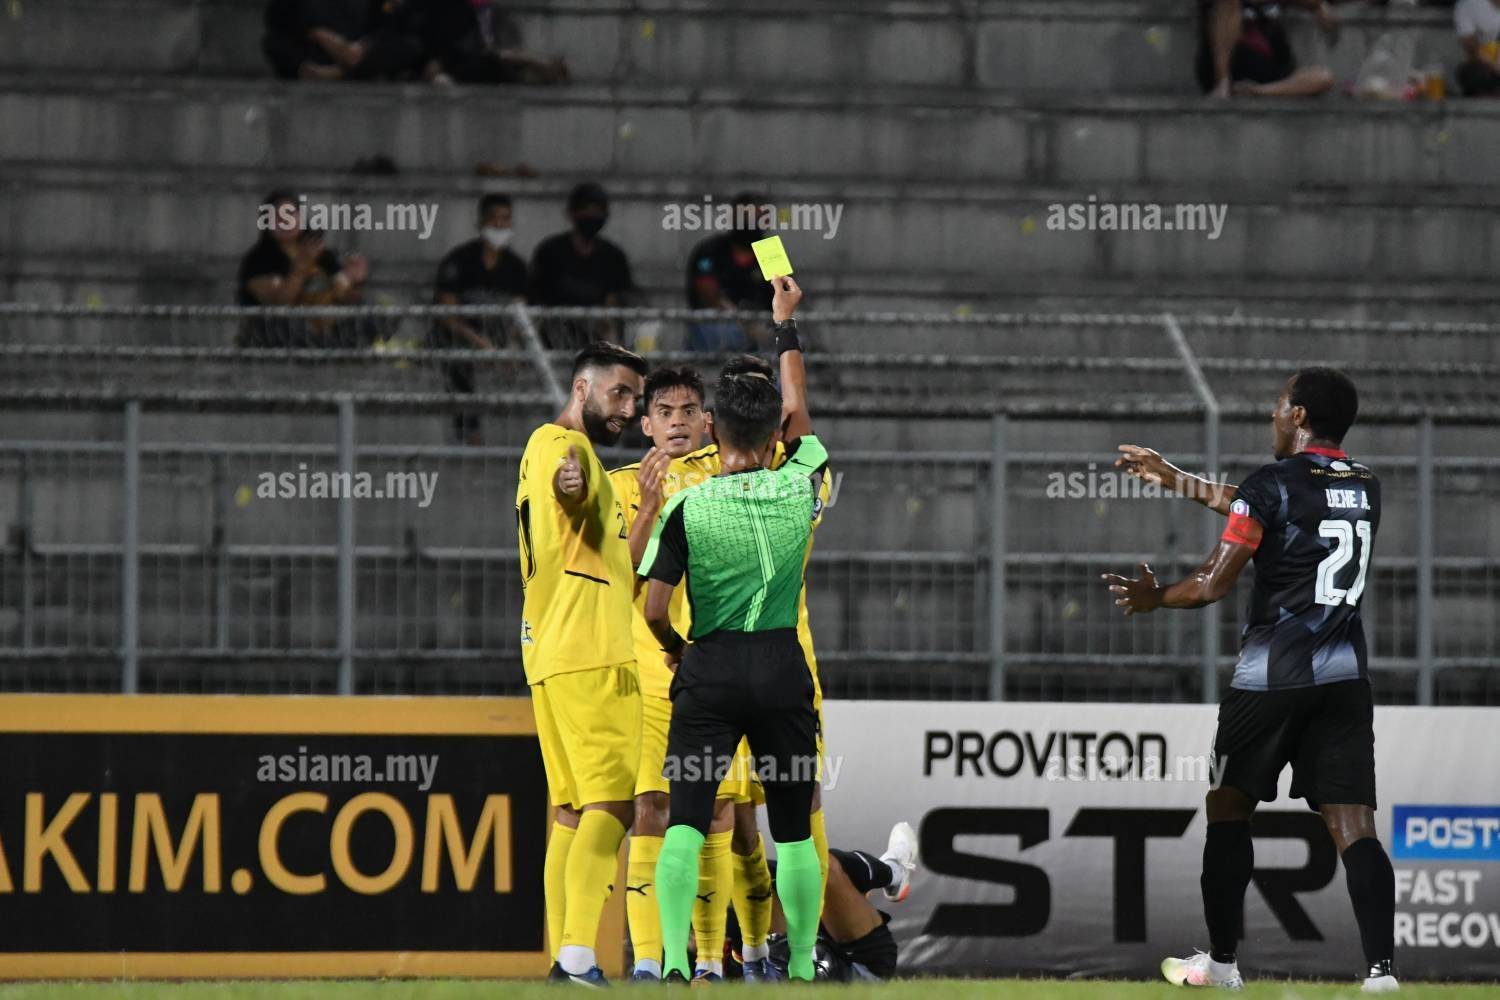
[{"xmin": 1392, "ymin": 806, "xmax": 1500, "ymax": 862}]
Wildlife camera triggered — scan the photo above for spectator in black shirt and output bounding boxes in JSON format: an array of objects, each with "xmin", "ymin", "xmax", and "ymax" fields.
[
  {"xmin": 529, "ymin": 182, "xmax": 635, "ymax": 349},
  {"xmin": 430, "ymin": 193, "xmax": 529, "ymax": 444},
  {"xmin": 685, "ymin": 191, "xmax": 775, "ymax": 352},
  {"xmin": 237, "ymin": 189, "xmax": 370, "ymax": 347}
]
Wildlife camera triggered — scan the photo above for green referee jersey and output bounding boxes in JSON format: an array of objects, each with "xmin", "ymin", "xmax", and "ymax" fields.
[{"xmin": 639, "ymin": 435, "xmax": 829, "ymax": 639}]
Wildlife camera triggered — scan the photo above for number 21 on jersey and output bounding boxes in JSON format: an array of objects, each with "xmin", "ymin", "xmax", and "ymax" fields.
[{"xmin": 1316, "ymin": 518, "xmax": 1372, "ymax": 607}]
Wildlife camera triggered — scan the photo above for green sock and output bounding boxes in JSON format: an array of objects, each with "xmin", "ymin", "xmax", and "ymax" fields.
[
  {"xmin": 655, "ymin": 824, "xmax": 706, "ymax": 980},
  {"xmin": 773, "ymin": 837, "xmax": 823, "ymax": 981}
]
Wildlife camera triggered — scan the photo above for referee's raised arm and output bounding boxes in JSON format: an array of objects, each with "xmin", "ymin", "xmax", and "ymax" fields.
[{"xmin": 770, "ymin": 275, "xmax": 811, "ymax": 443}]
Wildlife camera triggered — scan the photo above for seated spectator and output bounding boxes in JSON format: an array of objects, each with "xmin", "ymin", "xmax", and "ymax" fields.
[
  {"xmin": 262, "ymin": 0, "xmax": 438, "ymax": 82},
  {"xmin": 421, "ymin": 0, "xmax": 570, "ymax": 85},
  {"xmin": 237, "ymin": 190, "xmax": 370, "ymax": 348},
  {"xmin": 1196, "ymin": 0, "xmax": 1336, "ymax": 98},
  {"xmin": 430, "ymin": 193, "xmax": 529, "ymax": 444},
  {"xmin": 1455, "ymin": 0, "xmax": 1500, "ymax": 96},
  {"xmin": 684, "ymin": 192, "xmax": 775, "ymax": 353},
  {"xmin": 529, "ymin": 183, "xmax": 635, "ymax": 349}
]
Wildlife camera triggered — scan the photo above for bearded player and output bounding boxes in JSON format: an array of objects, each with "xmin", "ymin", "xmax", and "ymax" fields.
[
  {"xmin": 1103, "ymin": 368, "xmax": 1397, "ymax": 993},
  {"xmin": 515, "ymin": 341, "xmax": 647, "ymax": 986}
]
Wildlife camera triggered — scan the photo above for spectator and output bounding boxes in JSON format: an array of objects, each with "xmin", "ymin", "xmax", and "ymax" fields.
[
  {"xmin": 237, "ymin": 190, "xmax": 370, "ymax": 347},
  {"xmin": 684, "ymin": 191, "xmax": 775, "ymax": 353},
  {"xmin": 529, "ymin": 182, "xmax": 635, "ymax": 349},
  {"xmin": 430, "ymin": 193, "xmax": 529, "ymax": 444},
  {"xmin": 1455, "ymin": 0, "xmax": 1500, "ymax": 96},
  {"xmin": 421, "ymin": 0, "xmax": 570, "ymax": 85},
  {"xmin": 262, "ymin": 0, "xmax": 438, "ymax": 82},
  {"xmin": 1196, "ymin": 1, "xmax": 1336, "ymax": 98}
]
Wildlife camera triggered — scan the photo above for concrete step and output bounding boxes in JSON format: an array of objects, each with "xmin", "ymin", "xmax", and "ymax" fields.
[
  {"xmin": 3, "ymin": 75, "xmax": 1496, "ymax": 187},
  {"xmin": 10, "ymin": 167, "xmax": 1500, "ymax": 298},
  {"xmin": 5, "ymin": 0, "xmax": 1460, "ymax": 96}
]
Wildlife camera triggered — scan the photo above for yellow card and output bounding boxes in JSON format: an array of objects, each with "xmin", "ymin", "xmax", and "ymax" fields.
[{"xmin": 751, "ymin": 236, "xmax": 793, "ymax": 281}]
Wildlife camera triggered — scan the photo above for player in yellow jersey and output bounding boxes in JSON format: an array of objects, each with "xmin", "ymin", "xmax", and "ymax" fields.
[
  {"xmin": 516, "ymin": 341, "xmax": 647, "ymax": 987},
  {"xmin": 610, "ymin": 365, "xmax": 743, "ymax": 981}
]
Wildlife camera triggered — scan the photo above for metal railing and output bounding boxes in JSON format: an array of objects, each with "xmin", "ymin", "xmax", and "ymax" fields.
[{"xmin": 0, "ymin": 304, "xmax": 1495, "ymax": 703}]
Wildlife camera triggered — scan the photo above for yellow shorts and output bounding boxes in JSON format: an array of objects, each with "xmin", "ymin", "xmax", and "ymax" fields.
[
  {"xmin": 635, "ymin": 694, "xmax": 672, "ymax": 797},
  {"xmin": 531, "ymin": 662, "xmax": 641, "ymax": 809}
]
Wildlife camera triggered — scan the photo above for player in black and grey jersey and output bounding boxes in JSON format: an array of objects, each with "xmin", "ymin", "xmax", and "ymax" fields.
[{"xmin": 1103, "ymin": 368, "xmax": 1397, "ymax": 994}]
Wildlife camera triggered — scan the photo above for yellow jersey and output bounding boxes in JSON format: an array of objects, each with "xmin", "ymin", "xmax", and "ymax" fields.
[
  {"xmin": 516, "ymin": 423, "xmax": 635, "ymax": 685},
  {"xmin": 612, "ymin": 441, "xmax": 829, "ymax": 706},
  {"xmin": 610, "ymin": 446, "xmax": 721, "ymax": 700}
]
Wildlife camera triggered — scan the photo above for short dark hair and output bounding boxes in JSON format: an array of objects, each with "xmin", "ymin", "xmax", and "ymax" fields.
[
  {"xmin": 478, "ymin": 192, "xmax": 512, "ymax": 217},
  {"xmin": 572, "ymin": 341, "xmax": 647, "ymax": 381},
  {"xmin": 718, "ymin": 353, "xmax": 773, "ymax": 380},
  {"xmin": 1289, "ymin": 367, "xmax": 1359, "ymax": 443},
  {"xmin": 712, "ymin": 371, "xmax": 781, "ymax": 452},
  {"xmin": 644, "ymin": 366, "xmax": 705, "ymax": 409},
  {"xmin": 568, "ymin": 182, "xmax": 609, "ymax": 214},
  {"xmin": 262, "ymin": 188, "xmax": 297, "ymax": 209}
]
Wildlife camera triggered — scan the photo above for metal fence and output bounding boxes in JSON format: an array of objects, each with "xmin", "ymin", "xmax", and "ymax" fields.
[{"xmin": 0, "ymin": 304, "xmax": 1495, "ymax": 703}]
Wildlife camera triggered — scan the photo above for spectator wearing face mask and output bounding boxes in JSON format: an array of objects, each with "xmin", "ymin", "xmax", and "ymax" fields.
[
  {"xmin": 528, "ymin": 182, "xmax": 635, "ymax": 349},
  {"xmin": 430, "ymin": 192, "xmax": 529, "ymax": 444},
  {"xmin": 684, "ymin": 191, "xmax": 776, "ymax": 352}
]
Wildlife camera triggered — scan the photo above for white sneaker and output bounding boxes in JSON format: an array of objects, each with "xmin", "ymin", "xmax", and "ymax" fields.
[
  {"xmin": 1161, "ymin": 951, "xmax": 1244, "ymax": 990},
  {"xmin": 1362, "ymin": 974, "xmax": 1400, "ymax": 993},
  {"xmin": 880, "ymin": 821, "xmax": 918, "ymax": 902}
]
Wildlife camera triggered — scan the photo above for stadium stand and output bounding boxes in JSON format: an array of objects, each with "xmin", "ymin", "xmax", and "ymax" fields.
[{"xmin": 1, "ymin": 0, "xmax": 1497, "ymax": 707}]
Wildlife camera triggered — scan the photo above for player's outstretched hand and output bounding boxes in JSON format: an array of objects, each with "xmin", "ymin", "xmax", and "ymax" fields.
[
  {"xmin": 637, "ymin": 446, "xmax": 671, "ymax": 515},
  {"xmin": 556, "ymin": 445, "xmax": 585, "ymax": 500},
  {"xmin": 1115, "ymin": 444, "xmax": 1177, "ymax": 490},
  {"xmin": 771, "ymin": 275, "xmax": 802, "ymax": 323},
  {"xmin": 1101, "ymin": 562, "xmax": 1163, "ymax": 616}
]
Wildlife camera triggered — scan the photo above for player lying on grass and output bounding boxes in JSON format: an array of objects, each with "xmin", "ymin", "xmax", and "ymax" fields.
[
  {"xmin": 733, "ymin": 821, "xmax": 918, "ymax": 982},
  {"xmin": 640, "ymin": 274, "xmax": 828, "ymax": 982},
  {"xmin": 1104, "ymin": 368, "xmax": 1397, "ymax": 994}
]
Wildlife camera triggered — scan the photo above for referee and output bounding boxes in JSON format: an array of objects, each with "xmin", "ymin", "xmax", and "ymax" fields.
[{"xmin": 639, "ymin": 275, "xmax": 827, "ymax": 983}]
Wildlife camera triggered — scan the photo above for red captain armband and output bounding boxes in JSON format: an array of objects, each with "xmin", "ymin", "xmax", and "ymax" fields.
[{"xmin": 1221, "ymin": 499, "xmax": 1264, "ymax": 551}]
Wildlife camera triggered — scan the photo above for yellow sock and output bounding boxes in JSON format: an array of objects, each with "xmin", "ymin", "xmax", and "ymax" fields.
[
  {"xmin": 731, "ymin": 835, "xmax": 774, "ymax": 948},
  {"xmin": 693, "ymin": 829, "xmax": 733, "ymax": 972},
  {"xmin": 560, "ymin": 810, "xmax": 628, "ymax": 952},
  {"xmin": 626, "ymin": 835, "xmax": 663, "ymax": 970},
  {"xmin": 544, "ymin": 821, "xmax": 577, "ymax": 960},
  {"xmin": 810, "ymin": 808, "xmax": 829, "ymax": 896}
]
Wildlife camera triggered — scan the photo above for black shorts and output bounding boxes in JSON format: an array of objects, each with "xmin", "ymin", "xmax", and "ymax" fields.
[
  {"xmin": 667, "ymin": 629, "xmax": 819, "ymax": 786},
  {"xmin": 1194, "ymin": 18, "xmax": 1295, "ymax": 93},
  {"xmin": 1213, "ymin": 679, "xmax": 1377, "ymax": 811}
]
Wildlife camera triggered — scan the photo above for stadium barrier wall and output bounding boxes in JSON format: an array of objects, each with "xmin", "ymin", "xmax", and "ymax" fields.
[
  {"xmin": 0, "ymin": 694, "xmax": 634, "ymax": 980},
  {"xmin": 820, "ymin": 700, "xmax": 1500, "ymax": 981}
]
